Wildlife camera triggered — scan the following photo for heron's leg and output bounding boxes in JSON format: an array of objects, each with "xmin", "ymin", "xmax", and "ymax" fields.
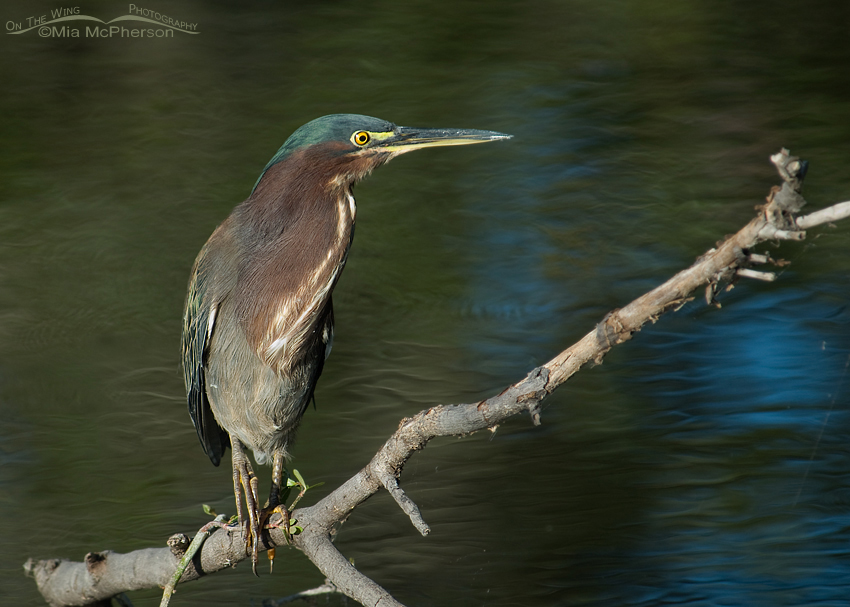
[
  {"xmin": 231, "ymin": 437, "xmax": 261, "ymax": 575},
  {"xmin": 262, "ymin": 450, "xmax": 290, "ymax": 574},
  {"xmin": 268, "ymin": 450, "xmax": 285, "ymax": 508}
]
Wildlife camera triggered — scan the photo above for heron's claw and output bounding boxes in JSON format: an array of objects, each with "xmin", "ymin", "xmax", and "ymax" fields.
[
  {"xmin": 230, "ymin": 443, "xmax": 290, "ymax": 575},
  {"xmin": 231, "ymin": 439, "xmax": 262, "ymax": 575},
  {"xmin": 261, "ymin": 504, "xmax": 290, "ymax": 573}
]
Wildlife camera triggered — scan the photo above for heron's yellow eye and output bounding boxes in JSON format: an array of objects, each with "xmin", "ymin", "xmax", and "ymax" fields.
[{"xmin": 353, "ymin": 131, "xmax": 370, "ymax": 146}]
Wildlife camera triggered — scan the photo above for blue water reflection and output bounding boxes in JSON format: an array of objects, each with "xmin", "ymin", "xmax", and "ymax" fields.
[{"xmin": 593, "ymin": 288, "xmax": 850, "ymax": 606}]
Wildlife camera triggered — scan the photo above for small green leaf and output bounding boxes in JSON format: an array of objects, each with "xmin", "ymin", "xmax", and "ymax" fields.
[
  {"xmin": 286, "ymin": 477, "xmax": 299, "ymax": 487},
  {"xmin": 202, "ymin": 504, "xmax": 216, "ymax": 517},
  {"xmin": 291, "ymin": 525, "xmax": 303, "ymax": 535},
  {"xmin": 293, "ymin": 469, "xmax": 307, "ymax": 489},
  {"xmin": 228, "ymin": 515, "xmax": 239, "ymax": 525}
]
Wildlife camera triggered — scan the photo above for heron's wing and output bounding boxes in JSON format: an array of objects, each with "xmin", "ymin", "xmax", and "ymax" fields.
[
  {"xmin": 182, "ymin": 233, "xmax": 231, "ymax": 467},
  {"xmin": 305, "ymin": 298, "xmax": 335, "ymax": 410}
]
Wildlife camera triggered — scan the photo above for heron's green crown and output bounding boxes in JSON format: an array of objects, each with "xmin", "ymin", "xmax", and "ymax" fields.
[{"xmin": 253, "ymin": 114, "xmax": 394, "ymax": 192}]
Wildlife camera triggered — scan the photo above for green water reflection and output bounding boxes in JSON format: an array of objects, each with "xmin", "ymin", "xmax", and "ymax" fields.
[{"xmin": 2, "ymin": 1, "xmax": 849, "ymax": 605}]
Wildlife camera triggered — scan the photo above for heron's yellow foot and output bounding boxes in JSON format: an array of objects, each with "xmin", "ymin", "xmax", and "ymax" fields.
[
  {"xmin": 261, "ymin": 504, "xmax": 291, "ymax": 574},
  {"xmin": 231, "ymin": 441, "xmax": 262, "ymax": 576}
]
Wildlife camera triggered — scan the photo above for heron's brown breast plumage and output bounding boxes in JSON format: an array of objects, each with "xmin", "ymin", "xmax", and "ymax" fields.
[{"xmin": 232, "ymin": 143, "xmax": 365, "ymax": 375}]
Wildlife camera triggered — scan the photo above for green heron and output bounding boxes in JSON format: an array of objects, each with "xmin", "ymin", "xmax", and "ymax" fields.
[{"xmin": 181, "ymin": 114, "xmax": 510, "ymax": 572}]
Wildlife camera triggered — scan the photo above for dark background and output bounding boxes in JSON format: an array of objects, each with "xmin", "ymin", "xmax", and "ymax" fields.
[{"xmin": 2, "ymin": 1, "xmax": 850, "ymax": 605}]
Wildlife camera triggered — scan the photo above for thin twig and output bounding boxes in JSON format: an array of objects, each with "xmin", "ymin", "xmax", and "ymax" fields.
[
  {"xmin": 377, "ymin": 470, "xmax": 431, "ymax": 536},
  {"xmin": 797, "ymin": 200, "xmax": 850, "ymax": 229},
  {"xmin": 159, "ymin": 515, "xmax": 227, "ymax": 607},
  {"xmin": 737, "ymin": 268, "xmax": 777, "ymax": 282}
]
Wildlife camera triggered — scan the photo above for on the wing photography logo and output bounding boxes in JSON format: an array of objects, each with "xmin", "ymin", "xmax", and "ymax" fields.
[{"xmin": 6, "ymin": 5, "xmax": 199, "ymax": 38}]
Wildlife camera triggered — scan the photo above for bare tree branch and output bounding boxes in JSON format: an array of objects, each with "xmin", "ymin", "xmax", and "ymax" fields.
[
  {"xmin": 797, "ymin": 200, "xmax": 850, "ymax": 229},
  {"xmin": 24, "ymin": 149, "xmax": 848, "ymax": 607}
]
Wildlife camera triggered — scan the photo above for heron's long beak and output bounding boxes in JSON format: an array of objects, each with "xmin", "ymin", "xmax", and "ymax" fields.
[{"xmin": 375, "ymin": 126, "xmax": 512, "ymax": 153}]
